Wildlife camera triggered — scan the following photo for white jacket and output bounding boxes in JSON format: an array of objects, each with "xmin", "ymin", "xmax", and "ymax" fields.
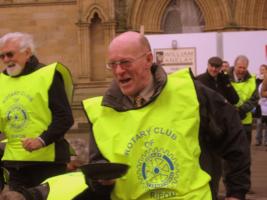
[{"xmin": 259, "ymin": 83, "xmax": 267, "ymax": 116}]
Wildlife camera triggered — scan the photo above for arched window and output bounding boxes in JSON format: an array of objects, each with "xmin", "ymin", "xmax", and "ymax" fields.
[
  {"xmin": 90, "ymin": 13, "xmax": 105, "ymax": 81},
  {"xmin": 162, "ymin": 0, "xmax": 205, "ymax": 33}
]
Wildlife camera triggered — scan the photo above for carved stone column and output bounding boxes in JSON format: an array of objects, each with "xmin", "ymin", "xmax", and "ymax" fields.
[
  {"xmin": 103, "ymin": 21, "xmax": 116, "ymax": 79},
  {"xmin": 77, "ymin": 22, "xmax": 91, "ymax": 83}
]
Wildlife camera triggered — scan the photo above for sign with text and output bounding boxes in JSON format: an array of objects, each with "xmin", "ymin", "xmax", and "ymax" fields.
[{"xmin": 154, "ymin": 48, "xmax": 196, "ymax": 74}]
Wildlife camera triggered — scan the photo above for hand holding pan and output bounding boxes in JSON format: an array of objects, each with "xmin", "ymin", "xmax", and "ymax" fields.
[{"xmin": 80, "ymin": 163, "xmax": 129, "ymax": 180}]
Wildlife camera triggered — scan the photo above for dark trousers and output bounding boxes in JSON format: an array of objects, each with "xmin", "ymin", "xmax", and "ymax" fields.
[
  {"xmin": 7, "ymin": 163, "xmax": 67, "ymax": 190},
  {"xmin": 0, "ymin": 166, "xmax": 4, "ymax": 191},
  {"xmin": 242, "ymin": 124, "xmax": 252, "ymax": 191},
  {"xmin": 243, "ymin": 124, "xmax": 252, "ymax": 162},
  {"xmin": 243, "ymin": 124, "xmax": 252, "ymax": 145},
  {"xmin": 0, "ymin": 147, "xmax": 5, "ymax": 191},
  {"xmin": 209, "ymin": 153, "xmax": 223, "ymax": 200}
]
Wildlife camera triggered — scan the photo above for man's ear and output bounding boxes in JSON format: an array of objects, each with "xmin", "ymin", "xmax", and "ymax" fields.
[
  {"xmin": 25, "ymin": 47, "xmax": 32, "ymax": 58},
  {"xmin": 145, "ymin": 52, "xmax": 153, "ymax": 69}
]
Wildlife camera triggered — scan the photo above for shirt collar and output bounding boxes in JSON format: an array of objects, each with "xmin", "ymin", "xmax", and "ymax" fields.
[
  {"xmin": 233, "ymin": 71, "xmax": 242, "ymax": 82},
  {"xmin": 129, "ymin": 75, "xmax": 155, "ymax": 104}
]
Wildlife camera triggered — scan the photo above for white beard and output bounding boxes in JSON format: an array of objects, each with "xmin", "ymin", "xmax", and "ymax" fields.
[{"xmin": 6, "ymin": 63, "xmax": 24, "ymax": 76}]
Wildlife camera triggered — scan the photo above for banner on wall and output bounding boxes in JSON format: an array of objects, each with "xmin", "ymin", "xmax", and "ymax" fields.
[{"xmin": 154, "ymin": 47, "xmax": 196, "ymax": 74}]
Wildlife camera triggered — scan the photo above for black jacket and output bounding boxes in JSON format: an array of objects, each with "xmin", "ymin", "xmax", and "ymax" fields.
[
  {"xmin": 197, "ymin": 70, "xmax": 239, "ymax": 105},
  {"xmin": 84, "ymin": 65, "xmax": 250, "ymax": 200},
  {"xmin": 2, "ymin": 55, "xmax": 74, "ymax": 167}
]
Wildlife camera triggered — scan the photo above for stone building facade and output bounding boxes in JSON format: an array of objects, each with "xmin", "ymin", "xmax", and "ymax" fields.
[{"xmin": 0, "ymin": 0, "xmax": 267, "ymax": 130}]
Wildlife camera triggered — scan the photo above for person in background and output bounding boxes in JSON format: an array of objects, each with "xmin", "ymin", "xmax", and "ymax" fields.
[
  {"xmin": 196, "ymin": 56, "xmax": 239, "ymax": 199},
  {"xmin": 258, "ymin": 83, "xmax": 267, "ymax": 146},
  {"xmin": 228, "ymin": 55, "xmax": 258, "ymax": 146},
  {"xmin": 254, "ymin": 64, "xmax": 267, "ymax": 146},
  {"xmin": 228, "ymin": 55, "xmax": 258, "ymax": 194},
  {"xmin": 260, "ymin": 65, "xmax": 267, "ymax": 97},
  {"xmin": 222, "ymin": 60, "xmax": 230, "ymax": 73},
  {"xmin": 255, "ymin": 64, "xmax": 267, "ymax": 146},
  {"xmin": 81, "ymin": 31, "xmax": 250, "ymax": 200},
  {"xmin": 197, "ymin": 56, "xmax": 239, "ymax": 105},
  {"xmin": 0, "ymin": 32, "xmax": 74, "ymax": 191}
]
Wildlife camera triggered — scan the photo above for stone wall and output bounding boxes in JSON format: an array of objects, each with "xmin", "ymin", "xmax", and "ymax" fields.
[{"xmin": 0, "ymin": 2, "xmax": 79, "ymax": 75}]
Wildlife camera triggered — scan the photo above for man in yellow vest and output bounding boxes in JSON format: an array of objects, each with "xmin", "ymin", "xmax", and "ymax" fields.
[
  {"xmin": 228, "ymin": 55, "xmax": 258, "ymax": 146},
  {"xmin": 0, "ymin": 32, "xmax": 74, "ymax": 191},
  {"xmin": 227, "ymin": 55, "xmax": 258, "ymax": 194},
  {"xmin": 82, "ymin": 31, "xmax": 250, "ymax": 200}
]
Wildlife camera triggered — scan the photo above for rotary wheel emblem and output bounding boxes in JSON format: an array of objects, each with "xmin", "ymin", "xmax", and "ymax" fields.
[
  {"xmin": 7, "ymin": 105, "xmax": 28, "ymax": 130},
  {"xmin": 137, "ymin": 148, "xmax": 178, "ymax": 189}
]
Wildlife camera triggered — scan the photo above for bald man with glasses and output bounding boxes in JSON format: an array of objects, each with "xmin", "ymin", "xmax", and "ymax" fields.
[{"xmin": 80, "ymin": 31, "xmax": 250, "ymax": 200}]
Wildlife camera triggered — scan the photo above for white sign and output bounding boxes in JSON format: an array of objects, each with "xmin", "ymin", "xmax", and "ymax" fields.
[{"xmin": 154, "ymin": 48, "xmax": 196, "ymax": 74}]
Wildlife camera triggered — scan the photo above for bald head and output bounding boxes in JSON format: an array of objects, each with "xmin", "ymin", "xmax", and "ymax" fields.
[
  {"xmin": 234, "ymin": 55, "xmax": 249, "ymax": 79},
  {"xmin": 107, "ymin": 31, "xmax": 153, "ymax": 97},
  {"xmin": 108, "ymin": 31, "xmax": 151, "ymax": 55}
]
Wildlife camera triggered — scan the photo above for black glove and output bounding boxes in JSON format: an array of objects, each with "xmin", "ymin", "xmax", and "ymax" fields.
[
  {"xmin": 238, "ymin": 109, "xmax": 247, "ymax": 120},
  {"xmin": 217, "ymin": 71, "xmax": 231, "ymax": 86}
]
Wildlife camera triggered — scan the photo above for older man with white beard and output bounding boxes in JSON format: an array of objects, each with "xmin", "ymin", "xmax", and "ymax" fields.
[{"xmin": 0, "ymin": 32, "xmax": 74, "ymax": 192}]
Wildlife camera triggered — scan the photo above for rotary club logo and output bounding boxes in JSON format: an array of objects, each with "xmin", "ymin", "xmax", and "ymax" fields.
[
  {"xmin": 137, "ymin": 147, "xmax": 179, "ymax": 190},
  {"xmin": 6, "ymin": 104, "xmax": 28, "ymax": 130}
]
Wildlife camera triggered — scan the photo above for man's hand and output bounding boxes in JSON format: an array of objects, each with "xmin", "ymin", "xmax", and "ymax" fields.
[
  {"xmin": 236, "ymin": 107, "xmax": 246, "ymax": 120},
  {"xmin": 218, "ymin": 71, "xmax": 231, "ymax": 86},
  {"xmin": 22, "ymin": 138, "xmax": 44, "ymax": 152}
]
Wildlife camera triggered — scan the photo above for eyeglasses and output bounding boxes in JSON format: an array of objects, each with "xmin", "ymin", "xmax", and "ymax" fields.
[
  {"xmin": 0, "ymin": 51, "xmax": 15, "ymax": 60},
  {"xmin": 106, "ymin": 52, "xmax": 149, "ymax": 70}
]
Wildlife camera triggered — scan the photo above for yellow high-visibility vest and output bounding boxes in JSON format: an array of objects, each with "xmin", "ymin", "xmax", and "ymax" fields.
[
  {"xmin": 231, "ymin": 76, "xmax": 256, "ymax": 124},
  {"xmin": 44, "ymin": 171, "xmax": 88, "ymax": 200},
  {"xmin": 0, "ymin": 62, "xmax": 73, "ymax": 161},
  {"xmin": 83, "ymin": 68, "xmax": 212, "ymax": 200}
]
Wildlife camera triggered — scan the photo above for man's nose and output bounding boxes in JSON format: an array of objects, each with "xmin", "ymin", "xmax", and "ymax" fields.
[
  {"xmin": 2, "ymin": 56, "xmax": 10, "ymax": 62},
  {"xmin": 1, "ymin": 55, "xmax": 12, "ymax": 63},
  {"xmin": 114, "ymin": 64, "xmax": 126, "ymax": 73}
]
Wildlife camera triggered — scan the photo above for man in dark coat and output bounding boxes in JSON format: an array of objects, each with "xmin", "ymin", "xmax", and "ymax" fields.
[
  {"xmin": 197, "ymin": 56, "xmax": 239, "ymax": 105},
  {"xmin": 197, "ymin": 56, "xmax": 239, "ymax": 199}
]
